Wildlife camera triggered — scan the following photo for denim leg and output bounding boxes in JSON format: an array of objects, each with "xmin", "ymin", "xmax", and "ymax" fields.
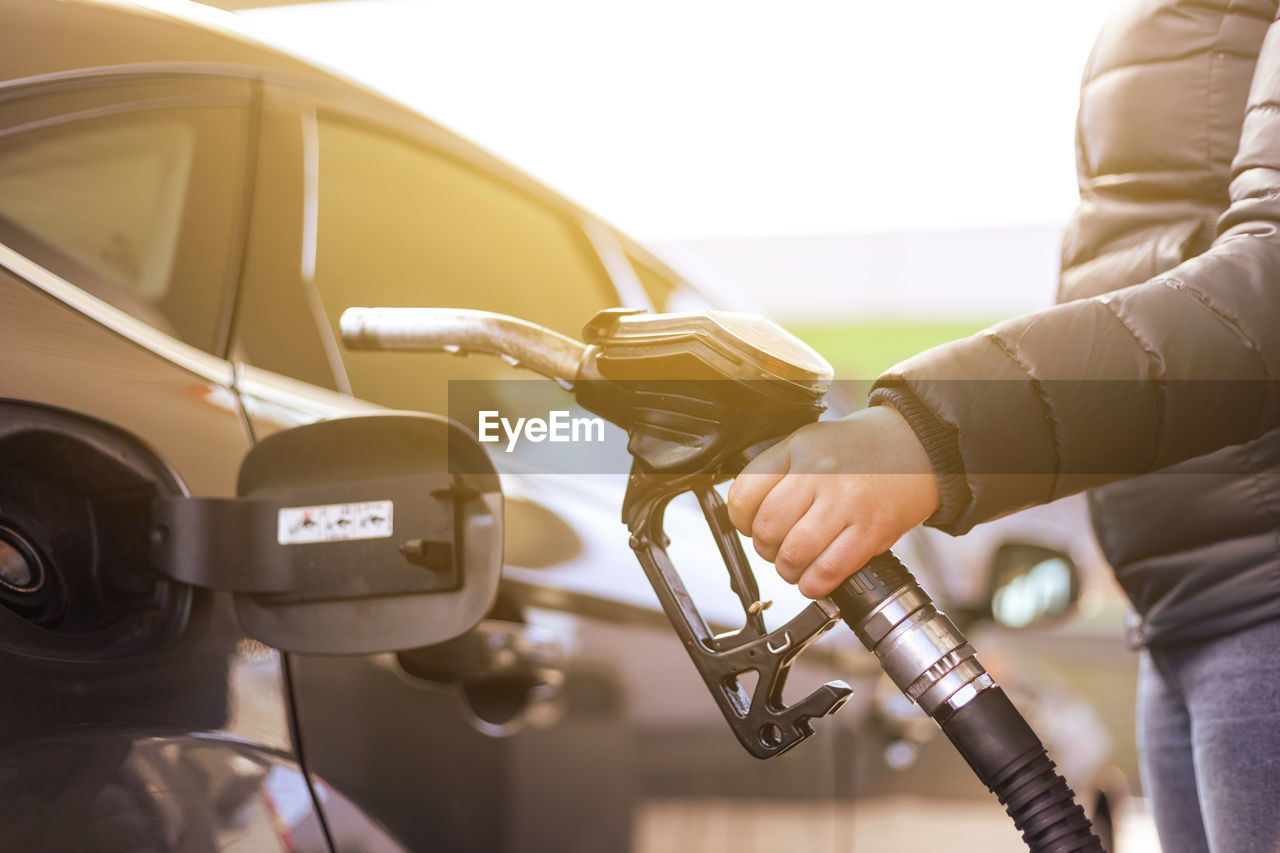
[
  {"xmin": 1178, "ymin": 618, "xmax": 1280, "ymax": 853},
  {"xmin": 1137, "ymin": 649, "xmax": 1210, "ymax": 853}
]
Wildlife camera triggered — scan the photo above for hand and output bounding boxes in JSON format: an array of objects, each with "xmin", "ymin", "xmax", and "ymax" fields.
[{"xmin": 725, "ymin": 405, "xmax": 941, "ymax": 599}]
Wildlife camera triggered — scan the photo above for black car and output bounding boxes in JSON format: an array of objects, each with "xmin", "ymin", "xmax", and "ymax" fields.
[{"xmin": 0, "ymin": 1, "xmax": 1132, "ymax": 850}]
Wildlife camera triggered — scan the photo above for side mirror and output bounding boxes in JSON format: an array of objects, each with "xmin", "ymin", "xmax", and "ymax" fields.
[
  {"xmin": 152, "ymin": 414, "xmax": 502, "ymax": 654},
  {"xmin": 986, "ymin": 543, "xmax": 1080, "ymax": 629}
]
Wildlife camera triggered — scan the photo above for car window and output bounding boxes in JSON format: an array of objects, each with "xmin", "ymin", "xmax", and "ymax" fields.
[
  {"xmin": 313, "ymin": 116, "xmax": 617, "ymax": 412},
  {"xmin": 0, "ymin": 86, "xmax": 249, "ymax": 353},
  {"xmin": 236, "ymin": 107, "xmax": 619, "ymax": 416}
]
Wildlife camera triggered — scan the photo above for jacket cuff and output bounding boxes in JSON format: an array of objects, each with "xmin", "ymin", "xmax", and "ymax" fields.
[{"xmin": 867, "ymin": 382, "xmax": 972, "ymax": 529}]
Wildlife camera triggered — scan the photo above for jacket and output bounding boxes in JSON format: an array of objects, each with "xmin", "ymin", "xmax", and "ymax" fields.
[{"xmin": 871, "ymin": 0, "xmax": 1280, "ymax": 646}]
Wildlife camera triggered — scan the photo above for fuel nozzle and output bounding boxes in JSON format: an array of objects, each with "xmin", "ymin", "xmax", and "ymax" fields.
[
  {"xmin": 335, "ymin": 304, "xmax": 1105, "ymax": 851},
  {"xmin": 577, "ymin": 308, "xmax": 1102, "ymax": 849}
]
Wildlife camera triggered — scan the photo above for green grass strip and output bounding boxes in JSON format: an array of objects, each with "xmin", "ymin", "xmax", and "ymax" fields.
[{"xmin": 790, "ymin": 320, "xmax": 1000, "ymax": 379}]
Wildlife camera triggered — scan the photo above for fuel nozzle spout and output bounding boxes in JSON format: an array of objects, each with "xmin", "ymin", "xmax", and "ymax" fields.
[
  {"xmin": 340, "ymin": 307, "xmax": 590, "ymax": 386},
  {"xmin": 830, "ymin": 553, "xmax": 1103, "ymax": 853}
]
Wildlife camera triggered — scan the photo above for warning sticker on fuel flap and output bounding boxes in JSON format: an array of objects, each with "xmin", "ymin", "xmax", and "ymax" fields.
[{"xmin": 277, "ymin": 500, "xmax": 394, "ymax": 545}]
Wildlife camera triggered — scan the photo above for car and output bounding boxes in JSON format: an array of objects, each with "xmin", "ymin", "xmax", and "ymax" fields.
[{"xmin": 0, "ymin": 0, "xmax": 1136, "ymax": 850}]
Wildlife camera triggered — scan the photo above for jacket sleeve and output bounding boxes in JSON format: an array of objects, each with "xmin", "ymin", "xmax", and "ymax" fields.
[{"xmin": 870, "ymin": 14, "xmax": 1280, "ymax": 535}]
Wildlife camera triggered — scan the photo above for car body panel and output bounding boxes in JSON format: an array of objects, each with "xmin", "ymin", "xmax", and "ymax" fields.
[
  {"xmin": 0, "ymin": 261, "xmax": 245, "ymax": 496},
  {"xmin": 0, "ymin": 729, "xmax": 406, "ymax": 853}
]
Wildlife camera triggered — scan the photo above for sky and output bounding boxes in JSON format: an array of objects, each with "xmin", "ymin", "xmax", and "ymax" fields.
[{"xmin": 238, "ymin": 1, "xmax": 1118, "ymax": 243}]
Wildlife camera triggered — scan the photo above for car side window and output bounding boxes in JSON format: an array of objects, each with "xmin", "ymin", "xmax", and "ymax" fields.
[
  {"xmin": 0, "ymin": 80, "xmax": 249, "ymax": 354},
  {"xmin": 317, "ymin": 116, "xmax": 620, "ymax": 412},
  {"xmin": 237, "ymin": 107, "xmax": 617, "ymax": 414}
]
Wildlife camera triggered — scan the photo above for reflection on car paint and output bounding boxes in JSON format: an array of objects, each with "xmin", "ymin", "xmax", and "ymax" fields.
[{"xmin": 0, "ymin": 731, "xmax": 406, "ymax": 853}]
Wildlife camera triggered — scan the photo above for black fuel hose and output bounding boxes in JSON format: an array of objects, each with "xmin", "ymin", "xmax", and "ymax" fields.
[{"xmin": 829, "ymin": 552, "xmax": 1104, "ymax": 853}]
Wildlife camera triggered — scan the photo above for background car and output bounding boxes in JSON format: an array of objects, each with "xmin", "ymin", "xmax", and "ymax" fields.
[{"xmin": 0, "ymin": 0, "xmax": 1138, "ymax": 849}]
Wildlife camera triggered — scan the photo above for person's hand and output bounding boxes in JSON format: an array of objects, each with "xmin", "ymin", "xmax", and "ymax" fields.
[{"xmin": 725, "ymin": 405, "xmax": 941, "ymax": 599}]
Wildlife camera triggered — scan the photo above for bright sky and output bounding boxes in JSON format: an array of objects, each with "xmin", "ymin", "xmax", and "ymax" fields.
[{"xmin": 240, "ymin": 0, "xmax": 1117, "ymax": 242}]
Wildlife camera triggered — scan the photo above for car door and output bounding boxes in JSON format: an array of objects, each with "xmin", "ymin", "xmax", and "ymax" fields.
[
  {"xmin": 0, "ymin": 71, "xmax": 356, "ymax": 853},
  {"xmin": 229, "ymin": 81, "xmax": 886, "ymax": 853}
]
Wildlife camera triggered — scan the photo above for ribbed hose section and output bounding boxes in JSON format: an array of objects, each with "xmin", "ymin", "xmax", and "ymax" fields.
[
  {"xmin": 999, "ymin": 752, "xmax": 1099, "ymax": 852},
  {"xmin": 830, "ymin": 553, "xmax": 1105, "ymax": 853},
  {"xmin": 942, "ymin": 688, "xmax": 1103, "ymax": 853}
]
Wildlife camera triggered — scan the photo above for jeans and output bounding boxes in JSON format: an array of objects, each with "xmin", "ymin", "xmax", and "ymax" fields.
[{"xmin": 1138, "ymin": 617, "xmax": 1280, "ymax": 853}]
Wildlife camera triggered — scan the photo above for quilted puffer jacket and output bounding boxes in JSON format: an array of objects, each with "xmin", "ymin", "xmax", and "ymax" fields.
[{"xmin": 871, "ymin": 0, "xmax": 1280, "ymax": 646}]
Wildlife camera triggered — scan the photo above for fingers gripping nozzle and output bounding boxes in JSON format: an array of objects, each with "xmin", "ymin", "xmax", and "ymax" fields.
[{"xmin": 627, "ymin": 487, "xmax": 852, "ymax": 759}]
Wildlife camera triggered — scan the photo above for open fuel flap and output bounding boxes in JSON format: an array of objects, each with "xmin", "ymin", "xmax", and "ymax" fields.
[{"xmin": 151, "ymin": 413, "xmax": 502, "ymax": 654}]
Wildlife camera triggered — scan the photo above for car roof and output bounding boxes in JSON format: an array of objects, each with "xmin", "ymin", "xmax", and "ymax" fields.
[
  {"xmin": 2, "ymin": 0, "xmax": 334, "ymax": 84},
  {"xmin": 1, "ymin": 0, "xmax": 587, "ymax": 217},
  {"xmin": 0, "ymin": 0, "xmax": 708, "ymax": 307}
]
